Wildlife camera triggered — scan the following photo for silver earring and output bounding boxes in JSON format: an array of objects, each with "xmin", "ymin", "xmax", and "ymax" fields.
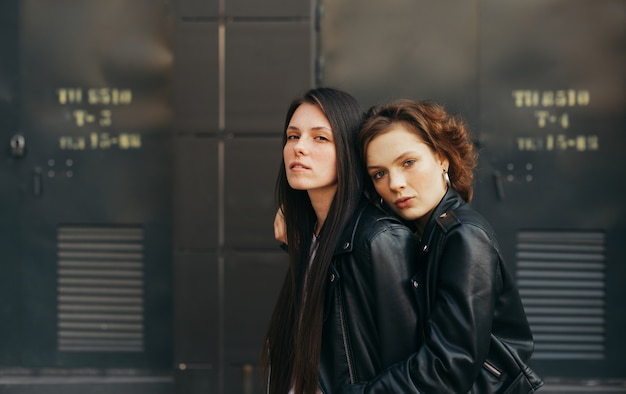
[
  {"xmin": 379, "ymin": 197, "xmax": 384, "ymax": 206},
  {"xmin": 443, "ymin": 170, "xmax": 451, "ymax": 188}
]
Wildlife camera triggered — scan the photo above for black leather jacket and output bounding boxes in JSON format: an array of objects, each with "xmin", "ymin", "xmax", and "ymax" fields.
[
  {"xmin": 318, "ymin": 198, "xmax": 421, "ymax": 393},
  {"xmin": 334, "ymin": 190, "xmax": 538, "ymax": 393}
]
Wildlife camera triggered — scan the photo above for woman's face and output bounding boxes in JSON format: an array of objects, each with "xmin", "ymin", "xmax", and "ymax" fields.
[
  {"xmin": 365, "ymin": 124, "xmax": 448, "ymax": 231},
  {"xmin": 283, "ymin": 102, "xmax": 337, "ymax": 200}
]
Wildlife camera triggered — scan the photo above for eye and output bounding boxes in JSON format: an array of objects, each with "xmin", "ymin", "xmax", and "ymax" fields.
[
  {"xmin": 371, "ymin": 171, "xmax": 386, "ymax": 180},
  {"xmin": 286, "ymin": 134, "xmax": 299, "ymax": 140},
  {"xmin": 402, "ymin": 159, "xmax": 416, "ymax": 167},
  {"xmin": 315, "ymin": 135, "xmax": 330, "ymax": 142}
]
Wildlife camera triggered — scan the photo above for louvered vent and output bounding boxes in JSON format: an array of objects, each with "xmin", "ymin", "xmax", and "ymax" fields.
[
  {"xmin": 516, "ymin": 231, "xmax": 606, "ymax": 360},
  {"xmin": 56, "ymin": 225, "xmax": 145, "ymax": 352}
]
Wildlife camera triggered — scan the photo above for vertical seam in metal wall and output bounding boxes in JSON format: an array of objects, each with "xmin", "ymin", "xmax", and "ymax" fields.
[
  {"xmin": 311, "ymin": 0, "xmax": 319, "ymax": 87},
  {"xmin": 476, "ymin": 0, "xmax": 483, "ymax": 150},
  {"xmin": 218, "ymin": 0, "xmax": 226, "ymax": 392}
]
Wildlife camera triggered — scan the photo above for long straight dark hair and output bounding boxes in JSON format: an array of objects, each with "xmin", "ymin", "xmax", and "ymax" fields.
[{"xmin": 261, "ymin": 87, "xmax": 364, "ymax": 394}]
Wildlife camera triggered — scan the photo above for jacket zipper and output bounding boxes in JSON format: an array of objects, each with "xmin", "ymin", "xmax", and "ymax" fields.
[
  {"xmin": 483, "ymin": 360, "xmax": 502, "ymax": 378},
  {"xmin": 337, "ymin": 286, "xmax": 355, "ymax": 383}
]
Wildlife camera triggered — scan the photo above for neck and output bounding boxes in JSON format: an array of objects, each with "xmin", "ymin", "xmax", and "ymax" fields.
[
  {"xmin": 414, "ymin": 220, "xmax": 426, "ymax": 238},
  {"xmin": 308, "ymin": 188, "xmax": 336, "ymax": 236}
]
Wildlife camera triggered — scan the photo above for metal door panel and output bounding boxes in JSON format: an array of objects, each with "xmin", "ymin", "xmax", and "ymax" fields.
[
  {"xmin": 225, "ymin": 21, "xmax": 312, "ymax": 133},
  {"xmin": 477, "ymin": 0, "xmax": 626, "ymax": 378},
  {"xmin": 223, "ymin": 251, "xmax": 287, "ymax": 367},
  {"xmin": 226, "ymin": 0, "xmax": 310, "ymax": 18},
  {"xmin": 174, "ymin": 22, "xmax": 220, "ymax": 133},
  {"xmin": 174, "ymin": 252, "xmax": 219, "ymax": 365},
  {"xmin": 318, "ymin": 0, "xmax": 626, "ymax": 381},
  {"xmin": 174, "ymin": 137, "xmax": 219, "ymax": 250},
  {"xmin": 224, "ymin": 137, "xmax": 283, "ymax": 249},
  {"xmin": 176, "ymin": 0, "xmax": 219, "ymax": 19},
  {"xmin": 319, "ymin": 0, "xmax": 479, "ymax": 119},
  {"xmin": 16, "ymin": 0, "xmax": 174, "ymax": 368},
  {"xmin": 0, "ymin": 0, "xmax": 21, "ymax": 367}
]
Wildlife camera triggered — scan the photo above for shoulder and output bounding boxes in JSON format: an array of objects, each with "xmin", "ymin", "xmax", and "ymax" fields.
[
  {"xmin": 428, "ymin": 203, "xmax": 502, "ymax": 261},
  {"xmin": 360, "ymin": 202, "xmax": 411, "ymax": 231},
  {"xmin": 354, "ymin": 203, "xmax": 417, "ymax": 247},
  {"xmin": 431, "ymin": 204, "xmax": 502, "ymax": 267},
  {"xmin": 336, "ymin": 200, "xmax": 416, "ymax": 255},
  {"xmin": 436, "ymin": 204, "xmax": 495, "ymax": 239},
  {"xmin": 348, "ymin": 203, "xmax": 420, "ymax": 270}
]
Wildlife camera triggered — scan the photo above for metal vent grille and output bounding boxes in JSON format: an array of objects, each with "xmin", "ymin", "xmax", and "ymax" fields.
[
  {"xmin": 56, "ymin": 225, "xmax": 145, "ymax": 352},
  {"xmin": 516, "ymin": 231, "xmax": 606, "ymax": 360}
]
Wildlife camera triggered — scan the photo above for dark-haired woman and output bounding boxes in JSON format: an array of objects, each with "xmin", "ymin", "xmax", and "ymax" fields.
[{"xmin": 261, "ymin": 88, "xmax": 421, "ymax": 394}]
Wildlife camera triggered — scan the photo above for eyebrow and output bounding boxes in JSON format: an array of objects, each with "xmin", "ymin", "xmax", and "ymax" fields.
[
  {"xmin": 287, "ymin": 125, "xmax": 332, "ymax": 132},
  {"xmin": 366, "ymin": 151, "xmax": 416, "ymax": 170}
]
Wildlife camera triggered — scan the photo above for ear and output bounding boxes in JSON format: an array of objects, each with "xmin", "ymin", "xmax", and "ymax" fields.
[{"xmin": 438, "ymin": 154, "xmax": 450, "ymax": 172}]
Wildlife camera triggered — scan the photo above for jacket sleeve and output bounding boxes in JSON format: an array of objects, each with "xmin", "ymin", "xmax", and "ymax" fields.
[{"xmin": 342, "ymin": 223, "xmax": 501, "ymax": 393}]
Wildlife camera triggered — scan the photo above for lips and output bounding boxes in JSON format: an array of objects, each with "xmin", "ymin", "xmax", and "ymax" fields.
[
  {"xmin": 394, "ymin": 196, "xmax": 413, "ymax": 209},
  {"xmin": 289, "ymin": 161, "xmax": 310, "ymax": 170}
]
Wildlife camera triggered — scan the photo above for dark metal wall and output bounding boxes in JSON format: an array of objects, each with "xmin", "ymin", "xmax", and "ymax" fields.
[
  {"xmin": 1, "ymin": 0, "xmax": 176, "ymax": 392},
  {"xmin": 319, "ymin": 0, "xmax": 626, "ymax": 385},
  {"xmin": 2, "ymin": 0, "xmax": 625, "ymax": 393},
  {"xmin": 478, "ymin": 1, "xmax": 626, "ymax": 380},
  {"xmin": 172, "ymin": 0, "xmax": 312, "ymax": 392},
  {"xmin": 1, "ymin": 0, "xmax": 313, "ymax": 393},
  {"xmin": 1, "ymin": 0, "xmax": 314, "ymax": 392},
  {"xmin": 0, "ymin": 0, "xmax": 22, "ymax": 369}
]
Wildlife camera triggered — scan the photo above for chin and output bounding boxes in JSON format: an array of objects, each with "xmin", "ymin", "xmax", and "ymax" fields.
[
  {"xmin": 394, "ymin": 209, "xmax": 420, "ymax": 222},
  {"xmin": 390, "ymin": 209, "xmax": 410, "ymax": 221}
]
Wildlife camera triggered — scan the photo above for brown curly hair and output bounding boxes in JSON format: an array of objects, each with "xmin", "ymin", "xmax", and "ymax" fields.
[{"xmin": 358, "ymin": 99, "xmax": 478, "ymax": 202}]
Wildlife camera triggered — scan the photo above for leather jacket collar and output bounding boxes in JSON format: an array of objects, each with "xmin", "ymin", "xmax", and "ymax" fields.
[
  {"xmin": 332, "ymin": 197, "xmax": 371, "ymax": 256},
  {"xmin": 421, "ymin": 187, "xmax": 465, "ymax": 239}
]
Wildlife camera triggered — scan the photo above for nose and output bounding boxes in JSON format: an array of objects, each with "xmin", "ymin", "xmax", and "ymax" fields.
[
  {"xmin": 388, "ymin": 171, "xmax": 406, "ymax": 192},
  {"xmin": 293, "ymin": 137, "xmax": 308, "ymax": 155}
]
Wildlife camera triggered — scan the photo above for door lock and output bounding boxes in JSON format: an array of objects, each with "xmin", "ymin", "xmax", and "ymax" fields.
[{"xmin": 10, "ymin": 134, "xmax": 25, "ymax": 157}]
